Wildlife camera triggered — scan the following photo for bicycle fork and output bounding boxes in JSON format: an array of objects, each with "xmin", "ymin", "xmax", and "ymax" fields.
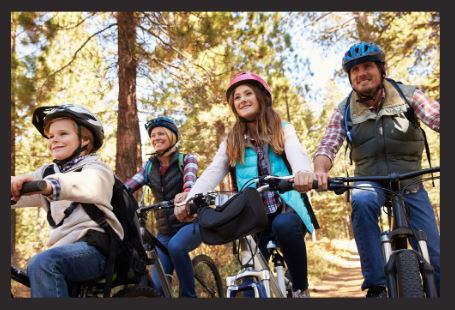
[
  {"xmin": 226, "ymin": 236, "xmax": 285, "ymax": 298},
  {"xmin": 380, "ymin": 230, "xmax": 438, "ymax": 297}
]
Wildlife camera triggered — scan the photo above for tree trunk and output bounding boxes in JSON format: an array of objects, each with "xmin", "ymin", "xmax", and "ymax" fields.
[{"xmin": 115, "ymin": 12, "xmax": 141, "ymax": 181}]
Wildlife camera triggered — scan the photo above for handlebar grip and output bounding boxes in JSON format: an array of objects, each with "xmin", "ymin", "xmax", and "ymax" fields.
[
  {"xmin": 276, "ymin": 180, "xmax": 294, "ymax": 193},
  {"xmin": 20, "ymin": 180, "xmax": 48, "ymax": 194},
  {"xmin": 311, "ymin": 179, "xmax": 319, "ymax": 189}
]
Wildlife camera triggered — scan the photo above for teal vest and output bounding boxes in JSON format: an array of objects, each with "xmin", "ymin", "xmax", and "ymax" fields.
[{"xmin": 234, "ymin": 123, "xmax": 314, "ymax": 233}]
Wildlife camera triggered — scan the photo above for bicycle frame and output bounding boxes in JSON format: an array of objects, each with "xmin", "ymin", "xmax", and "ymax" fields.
[{"xmin": 226, "ymin": 235, "xmax": 287, "ymax": 298}]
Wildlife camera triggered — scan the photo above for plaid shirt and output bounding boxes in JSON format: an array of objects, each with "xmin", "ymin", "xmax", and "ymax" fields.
[
  {"xmin": 254, "ymin": 144, "xmax": 283, "ymax": 214},
  {"xmin": 125, "ymin": 153, "xmax": 198, "ymax": 193},
  {"xmin": 314, "ymin": 88, "xmax": 440, "ymax": 162},
  {"xmin": 46, "ymin": 154, "xmax": 97, "ymax": 201}
]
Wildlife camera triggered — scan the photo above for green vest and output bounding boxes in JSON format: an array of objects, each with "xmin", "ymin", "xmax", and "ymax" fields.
[{"xmin": 338, "ymin": 79, "xmax": 425, "ymax": 188}]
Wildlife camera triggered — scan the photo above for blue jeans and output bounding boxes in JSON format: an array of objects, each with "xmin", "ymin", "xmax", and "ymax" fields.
[
  {"xmin": 27, "ymin": 241, "xmax": 106, "ymax": 297},
  {"xmin": 151, "ymin": 223, "xmax": 202, "ymax": 297},
  {"xmin": 351, "ymin": 182, "xmax": 440, "ymax": 292},
  {"xmin": 258, "ymin": 211, "xmax": 308, "ymax": 291}
]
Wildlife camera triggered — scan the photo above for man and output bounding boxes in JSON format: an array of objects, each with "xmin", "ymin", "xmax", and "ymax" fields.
[{"xmin": 311, "ymin": 42, "xmax": 440, "ymax": 297}]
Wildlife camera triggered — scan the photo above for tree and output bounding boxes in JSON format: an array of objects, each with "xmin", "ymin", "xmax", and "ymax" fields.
[{"xmin": 116, "ymin": 12, "xmax": 141, "ymax": 181}]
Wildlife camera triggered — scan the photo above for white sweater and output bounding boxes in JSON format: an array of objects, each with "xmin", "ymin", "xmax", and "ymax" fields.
[
  {"xmin": 12, "ymin": 155, "xmax": 123, "ymax": 248},
  {"xmin": 188, "ymin": 123, "xmax": 312, "ymax": 198}
]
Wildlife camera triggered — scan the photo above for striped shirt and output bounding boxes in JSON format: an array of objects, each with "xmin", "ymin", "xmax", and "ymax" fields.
[
  {"xmin": 314, "ymin": 88, "xmax": 440, "ymax": 162},
  {"xmin": 125, "ymin": 153, "xmax": 198, "ymax": 193}
]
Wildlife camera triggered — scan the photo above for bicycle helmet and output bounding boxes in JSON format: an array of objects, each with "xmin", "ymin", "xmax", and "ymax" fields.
[
  {"xmin": 145, "ymin": 116, "xmax": 179, "ymax": 142},
  {"xmin": 32, "ymin": 104, "xmax": 105, "ymax": 151},
  {"xmin": 342, "ymin": 42, "xmax": 385, "ymax": 73},
  {"xmin": 226, "ymin": 72, "xmax": 272, "ymax": 103}
]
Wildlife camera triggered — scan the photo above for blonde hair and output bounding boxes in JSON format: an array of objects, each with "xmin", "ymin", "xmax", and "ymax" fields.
[
  {"xmin": 226, "ymin": 83, "xmax": 284, "ymax": 166},
  {"xmin": 44, "ymin": 117, "xmax": 96, "ymax": 154},
  {"xmin": 153, "ymin": 126, "xmax": 177, "ymax": 157}
]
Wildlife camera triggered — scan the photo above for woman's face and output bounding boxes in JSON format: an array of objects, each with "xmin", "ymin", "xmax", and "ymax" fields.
[
  {"xmin": 233, "ymin": 84, "xmax": 260, "ymax": 121},
  {"xmin": 47, "ymin": 119, "xmax": 86, "ymax": 160},
  {"xmin": 150, "ymin": 126, "xmax": 171, "ymax": 152}
]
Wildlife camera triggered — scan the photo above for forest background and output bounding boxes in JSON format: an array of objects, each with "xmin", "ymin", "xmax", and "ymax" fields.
[{"xmin": 10, "ymin": 11, "xmax": 440, "ymax": 287}]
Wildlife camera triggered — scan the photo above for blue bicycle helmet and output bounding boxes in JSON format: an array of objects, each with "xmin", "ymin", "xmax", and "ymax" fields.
[
  {"xmin": 342, "ymin": 42, "xmax": 385, "ymax": 73},
  {"xmin": 145, "ymin": 116, "xmax": 179, "ymax": 141}
]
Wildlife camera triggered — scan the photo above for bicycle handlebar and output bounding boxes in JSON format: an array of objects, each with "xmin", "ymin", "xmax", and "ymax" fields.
[
  {"xmin": 328, "ymin": 167, "xmax": 440, "ymax": 184},
  {"xmin": 11, "ymin": 180, "xmax": 49, "ymax": 205}
]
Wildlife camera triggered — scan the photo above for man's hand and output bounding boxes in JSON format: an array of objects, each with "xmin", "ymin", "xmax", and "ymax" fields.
[{"xmin": 313, "ymin": 156, "xmax": 332, "ymax": 191}]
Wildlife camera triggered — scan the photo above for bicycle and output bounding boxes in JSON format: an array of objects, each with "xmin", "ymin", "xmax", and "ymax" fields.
[
  {"xmin": 220, "ymin": 175, "xmax": 301, "ymax": 298},
  {"xmin": 11, "ymin": 181, "xmax": 223, "ymax": 298},
  {"xmin": 322, "ymin": 166, "xmax": 440, "ymax": 298},
  {"xmin": 130, "ymin": 198, "xmax": 224, "ymax": 298}
]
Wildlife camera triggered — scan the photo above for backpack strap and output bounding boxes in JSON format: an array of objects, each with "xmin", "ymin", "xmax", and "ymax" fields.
[
  {"xmin": 385, "ymin": 78, "xmax": 434, "ymax": 186},
  {"xmin": 43, "ymin": 165, "xmax": 83, "ymax": 228},
  {"xmin": 144, "ymin": 158, "xmax": 153, "ymax": 185},
  {"xmin": 80, "ymin": 202, "xmax": 120, "ymax": 298},
  {"xmin": 178, "ymin": 153, "xmax": 185, "ymax": 174}
]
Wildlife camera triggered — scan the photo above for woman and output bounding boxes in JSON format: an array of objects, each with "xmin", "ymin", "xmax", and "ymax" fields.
[
  {"xmin": 11, "ymin": 104, "xmax": 121, "ymax": 297},
  {"xmin": 125, "ymin": 116, "xmax": 200, "ymax": 298},
  {"xmin": 175, "ymin": 72, "xmax": 318, "ymax": 298}
]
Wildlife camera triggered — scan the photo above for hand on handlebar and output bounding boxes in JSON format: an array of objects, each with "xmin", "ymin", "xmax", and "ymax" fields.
[
  {"xmin": 11, "ymin": 175, "xmax": 52, "ymax": 202},
  {"xmin": 314, "ymin": 170, "xmax": 329, "ymax": 191},
  {"xmin": 173, "ymin": 200, "xmax": 196, "ymax": 222},
  {"xmin": 293, "ymin": 170, "xmax": 316, "ymax": 193}
]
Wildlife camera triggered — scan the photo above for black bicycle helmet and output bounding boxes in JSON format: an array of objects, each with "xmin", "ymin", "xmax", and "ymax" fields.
[{"xmin": 32, "ymin": 104, "xmax": 105, "ymax": 151}]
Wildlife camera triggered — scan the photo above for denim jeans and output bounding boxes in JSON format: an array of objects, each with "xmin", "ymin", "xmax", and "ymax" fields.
[
  {"xmin": 258, "ymin": 211, "xmax": 308, "ymax": 291},
  {"xmin": 27, "ymin": 241, "xmax": 106, "ymax": 297},
  {"xmin": 151, "ymin": 223, "xmax": 202, "ymax": 297},
  {"xmin": 351, "ymin": 182, "xmax": 440, "ymax": 292}
]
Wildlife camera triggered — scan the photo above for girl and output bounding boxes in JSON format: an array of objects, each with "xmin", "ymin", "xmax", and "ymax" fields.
[{"xmin": 175, "ymin": 72, "xmax": 318, "ymax": 298}]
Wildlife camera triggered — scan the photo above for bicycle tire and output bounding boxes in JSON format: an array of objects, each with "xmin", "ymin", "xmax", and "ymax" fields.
[
  {"xmin": 113, "ymin": 285, "xmax": 161, "ymax": 298},
  {"xmin": 192, "ymin": 254, "xmax": 224, "ymax": 298},
  {"xmin": 395, "ymin": 250, "xmax": 425, "ymax": 298}
]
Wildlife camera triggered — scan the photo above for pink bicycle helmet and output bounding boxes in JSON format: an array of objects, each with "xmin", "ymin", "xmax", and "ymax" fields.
[{"xmin": 226, "ymin": 72, "xmax": 272, "ymax": 102}]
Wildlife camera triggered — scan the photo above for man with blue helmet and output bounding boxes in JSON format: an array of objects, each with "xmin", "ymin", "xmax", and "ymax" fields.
[{"xmin": 310, "ymin": 42, "xmax": 440, "ymax": 297}]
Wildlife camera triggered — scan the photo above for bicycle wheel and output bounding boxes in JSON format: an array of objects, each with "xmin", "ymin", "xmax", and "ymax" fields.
[
  {"xmin": 395, "ymin": 250, "xmax": 425, "ymax": 297},
  {"xmin": 113, "ymin": 285, "xmax": 161, "ymax": 297},
  {"xmin": 192, "ymin": 254, "xmax": 224, "ymax": 298}
]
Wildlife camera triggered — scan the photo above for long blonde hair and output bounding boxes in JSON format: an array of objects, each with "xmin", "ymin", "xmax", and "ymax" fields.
[{"xmin": 226, "ymin": 83, "xmax": 284, "ymax": 166}]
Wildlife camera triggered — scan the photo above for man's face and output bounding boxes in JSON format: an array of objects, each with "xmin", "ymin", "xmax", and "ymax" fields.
[{"xmin": 349, "ymin": 61, "xmax": 382, "ymax": 96}]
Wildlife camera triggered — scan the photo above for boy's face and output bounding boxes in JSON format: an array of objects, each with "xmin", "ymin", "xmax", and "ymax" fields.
[{"xmin": 47, "ymin": 119, "xmax": 81, "ymax": 160}]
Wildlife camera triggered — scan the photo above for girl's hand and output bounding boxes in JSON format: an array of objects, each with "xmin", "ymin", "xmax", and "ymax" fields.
[{"xmin": 292, "ymin": 170, "xmax": 316, "ymax": 193}]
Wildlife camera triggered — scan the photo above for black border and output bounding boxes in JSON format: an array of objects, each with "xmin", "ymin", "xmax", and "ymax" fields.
[{"xmin": 4, "ymin": 1, "xmax": 452, "ymax": 310}]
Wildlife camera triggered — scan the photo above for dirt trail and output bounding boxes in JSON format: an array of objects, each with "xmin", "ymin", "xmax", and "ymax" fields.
[{"xmin": 309, "ymin": 239, "xmax": 365, "ymax": 298}]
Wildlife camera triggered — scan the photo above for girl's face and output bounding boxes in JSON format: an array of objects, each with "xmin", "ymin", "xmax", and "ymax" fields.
[
  {"xmin": 233, "ymin": 84, "xmax": 260, "ymax": 121},
  {"xmin": 150, "ymin": 127, "xmax": 171, "ymax": 152},
  {"xmin": 47, "ymin": 119, "xmax": 87, "ymax": 160}
]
